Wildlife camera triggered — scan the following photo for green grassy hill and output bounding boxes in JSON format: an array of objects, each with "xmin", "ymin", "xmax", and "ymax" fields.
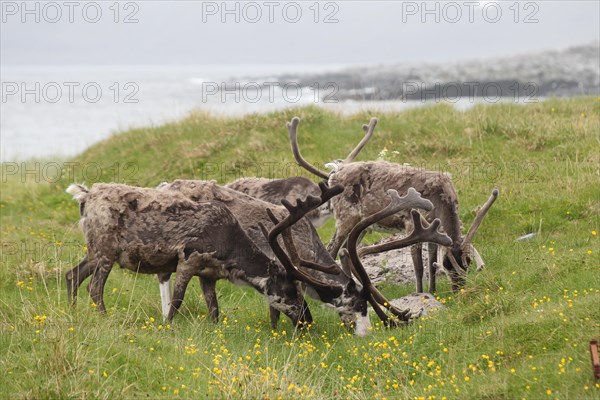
[{"xmin": 1, "ymin": 98, "xmax": 599, "ymax": 399}]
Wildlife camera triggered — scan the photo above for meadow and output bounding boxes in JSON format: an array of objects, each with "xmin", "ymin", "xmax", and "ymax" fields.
[{"xmin": 0, "ymin": 97, "xmax": 598, "ymax": 399}]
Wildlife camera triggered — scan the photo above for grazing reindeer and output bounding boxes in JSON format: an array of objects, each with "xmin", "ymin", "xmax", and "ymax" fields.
[
  {"xmin": 65, "ymin": 183, "xmax": 311, "ymax": 325},
  {"xmin": 65, "ymin": 181, "xmax": 452, "ymax": 332},
  {"xmin": 158, "ymin": 179, "xmax": 370, "ymax": 333},
  {"xmin": 287, "ymin": 116, "xmax": 498, "ymax": 293},
  {"xmin": 226, "ymin": 176, "xmax": 333, "ymax": 227},
  {"xmin": 265, "ymin": 187, "xmax": 453, "ymax": 328}
]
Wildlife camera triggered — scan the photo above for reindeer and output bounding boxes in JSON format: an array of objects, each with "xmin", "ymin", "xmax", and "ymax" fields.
[
  {"xmin": 226, "ymin": 176, "xmax": 333, "ymax": 227},
  {"xmin": 65, "ymin": 183, "xmax": 310, "ymax": 324},
  {"xmin": 287, "ymin": 116, "xmax": 498, "ymax": 293},
  {"xmin": 265, "ymin": 186, "xmax": 454, "ymax": 328}
]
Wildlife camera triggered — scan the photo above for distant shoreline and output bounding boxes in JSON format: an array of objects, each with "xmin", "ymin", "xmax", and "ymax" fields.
[{"xmin": 266, "ymin": 42, "xmax": 599, "ymax": 101}]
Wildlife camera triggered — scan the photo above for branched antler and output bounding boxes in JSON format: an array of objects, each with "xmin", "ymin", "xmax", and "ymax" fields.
[
  {"xmin": 358, "ymin": 212, "xmax": 453, "ymax": 257},
  {"xmin": 260, "ymin": 182, "xmax": 344, "ymax": 293},
  {"xmin": 461, "ymin": 188, "xmax": 499, "ymax": 250},
  {"xmin": 289, "ymin": 116, "xmax": 378, "ymax": 178},
  {"xmin": 267, "ymin": 208, "xmax": 340, "ymax": 275},
  {"xmin": 458, "ymin": 188, "xmax": 499, "ymax": 271},
  {"xmin": 345, "ymin": 188, "xmax": 451, "ymax": 327}
]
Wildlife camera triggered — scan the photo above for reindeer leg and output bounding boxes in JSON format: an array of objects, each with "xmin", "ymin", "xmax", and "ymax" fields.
[
  {"xmin": 328, "ymin": 218, "xmax": 359, "ymax": 259},
  {"xmin": 427, "ymin": 243, "xmax": 438, "ymax": 294},
  {"xmin": 271, "ymin": 297, "xmax": 311, "ymax": 329},
  {"xmin": 168, "ymin": 263, "xmax": 195, "ymax": 322},
  {"xmin": 300, "ymin": 298, "xmax": 313, "ymax": 326},
  {"xmin": 271, "ymin": 278, "xmax": 305, "ymax": 329},
  {"xmin": 157, "ymin": 273, "xmax": 172, "ymax": 320},
  {"xmin": 200, "ymin": 277, "xmax": 219, "ymax": 323},
  {"xmin": 269, "ymin": 306, "xmax": 280, "ymax": 329},
  {"xmin": 288, "ymin": 284, "xmax": 314, "ymax": 328},
  {"xmin": 327, "ymin": 228, "xmax": 345, "ymax": 259},
  {"xmin": 411, "ymin": 244, "xmax": 424, "ymax": 293},
  {"xmin": 87, "ymin": 256, "xmax": 113, "ymax": 313},
  {"xmin": 66, "ymin": 255, "xmax": 93, "ymax": 305}
]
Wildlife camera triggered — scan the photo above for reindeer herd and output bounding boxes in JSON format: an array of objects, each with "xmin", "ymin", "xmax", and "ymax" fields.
[{"xmin": 66, "ymin": 117, "xmax": 498, "ymax": 336}]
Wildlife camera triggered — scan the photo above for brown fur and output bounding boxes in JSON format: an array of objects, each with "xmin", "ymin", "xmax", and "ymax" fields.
[
  {"xmin": 226, "ymin": 176, "xmax": 332, "ymax": 226},
  {"xmin": 65, "ymin": 183, "xmax": 306, "ymax": 324},
  {"xmin": 326, "ymin": 161, "xmax": 466, "ymax": 293},
  {"xmin": 159, "ymin": 180, "xmax": 368, "ymax": 326}
]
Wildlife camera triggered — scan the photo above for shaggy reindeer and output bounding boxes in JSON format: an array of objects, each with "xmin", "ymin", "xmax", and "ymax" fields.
[
  {"xmin": 226, "ymin": 176, "xmax": 332, "ymax": 227},
  {"xmin": 65, "ymin": 183, "xmax": 315, "ymax": 325},
  {"xmin": 157, "ymin": 179, "xmax": 371, "ymax": 333},
  {"xmin": 287, "ymin": 116, "xmax": 498, "ymax": 293},
  {"xmin": 266, "ymin": 186, "xmax": 454, "ymax": 327}
]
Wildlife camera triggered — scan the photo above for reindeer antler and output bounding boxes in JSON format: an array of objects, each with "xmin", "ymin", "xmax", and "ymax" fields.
[
  {"xmin": 260, "ymin": 182, "xmax": 345, "ymax": 293},
  {"xmin": 461, "ymin": 188, "xmax": 499, "ymax": 250},
  {"xmin": 345, "ymin": 117, "xmax": 377, "ymax": 163},
  {"xmin": 266, "ymin": 208, "xmax": 340, "ymax": 275},
  {"xmin": 355, "ymin": 211, "xmax": 452, "ymax": 325},
  {"xmin": 288, "ymin": 117, "xmax": 330, "ymax": 180},
  {"xmin": 315, "ymin": 180, "xmax": 344, "ymax": 205},
  {"xmin": 358, "ymin": 212, "xmax": 452, "ymax": 257},
  {"xmin": 353, "ymin": 210, "xmax": 452, "ymax": 322},
  {"xmin": 346, "ymin": 188, "xmax": 437, "ymax": 326},
  {"xmin": 456, "ymin": 188, "xmax": 499, "ymax": 271},
  {"xmin": 281, "ymin": 181, "xmax": 340, "ymax": 273}
]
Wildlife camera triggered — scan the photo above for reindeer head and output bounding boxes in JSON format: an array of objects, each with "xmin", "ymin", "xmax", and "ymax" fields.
[
  {"xmin": 261, "ymin": 181, "xmax": 373, "ymax": 336},
  {"xmin": 308, "ymin": 264, "xmax": 371, "ymax": 335},
  {"xmin": 437, "ymin": 189, "xmax": 499, "ymax": 291}
]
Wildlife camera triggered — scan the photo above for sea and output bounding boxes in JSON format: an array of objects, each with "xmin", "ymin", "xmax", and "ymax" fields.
[{"xmin": 1, "ymin": 64, "xmax": 527, "ymax": 161}]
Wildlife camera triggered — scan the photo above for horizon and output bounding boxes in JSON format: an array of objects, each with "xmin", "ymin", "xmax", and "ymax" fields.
[{"xmin": 1, "ymin": 39, "xmax": 597, "ymax": 70}]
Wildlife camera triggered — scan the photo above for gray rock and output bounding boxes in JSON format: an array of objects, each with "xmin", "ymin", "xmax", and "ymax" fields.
[
  {"xmin": 390, "ymin": 293, "xmax": 444, "ymax": 320},
  {"xmin": 358, "ymin": 234, "xmax": 446, "ymax": 320}
]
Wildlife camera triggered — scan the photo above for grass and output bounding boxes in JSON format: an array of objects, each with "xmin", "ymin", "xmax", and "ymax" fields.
[{"xmin": 1, "ymin": 97, "xmax": 599, "ymax": 399}]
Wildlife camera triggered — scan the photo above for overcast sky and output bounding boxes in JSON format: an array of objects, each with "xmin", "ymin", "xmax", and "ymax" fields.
[{"xmin": 1, "ymin": 1, "xmax": 599, "ymax": 65}]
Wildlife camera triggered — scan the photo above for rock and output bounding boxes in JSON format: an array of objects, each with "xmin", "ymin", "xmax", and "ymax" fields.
[
  {"xmin": 358, "ymin": 234, "xmax": 446, "ymax": 320},
  {"xmin": 389, "ymin": 293, "xmax": 444, "ymax": 319}
]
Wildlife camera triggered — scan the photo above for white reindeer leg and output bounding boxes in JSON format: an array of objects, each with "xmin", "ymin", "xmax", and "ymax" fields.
[{"xmin": 157, "ymin": 273, "xmax": 172, "ymax": 320}]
